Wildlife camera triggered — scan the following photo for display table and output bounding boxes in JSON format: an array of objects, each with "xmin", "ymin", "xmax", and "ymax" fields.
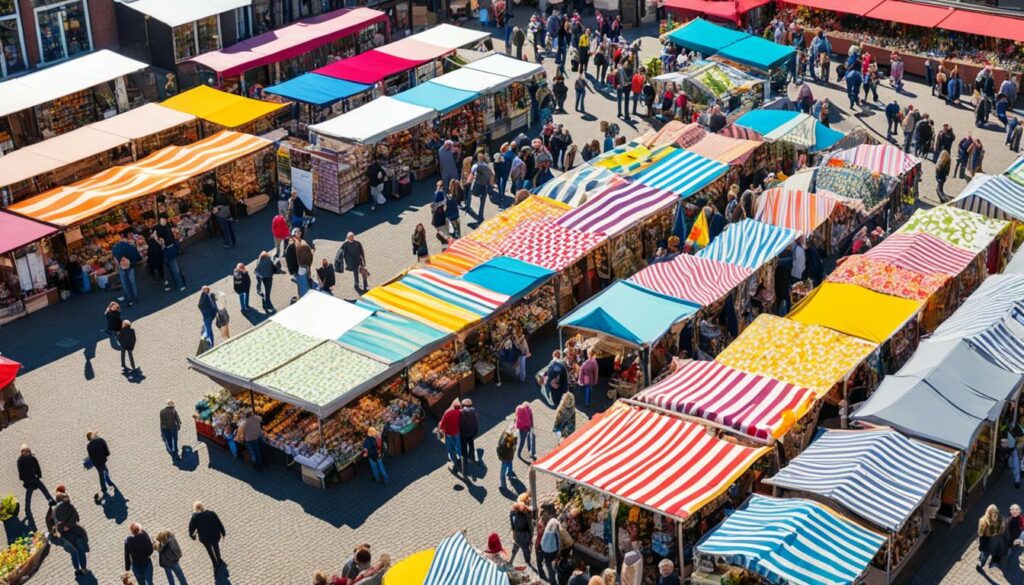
[
  {"xmin": 294, "ymin": 451, "xmax": 336, "ymax": 489},
  {"xmin": 426, "ymin": 381, "xmax": 461, "ymax": 418}
]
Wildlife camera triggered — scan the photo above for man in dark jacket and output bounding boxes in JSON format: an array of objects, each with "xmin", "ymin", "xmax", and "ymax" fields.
[
  {"xmin": 316, "ymin": 258, "xmax": 336, "ymax": 295},
  {"xmin": 50, "ymin": 486, "xmax": 89, "ymax": 576},
  {"xmin": 112, "ymin": 233, "xmax": 142, "ymax": 306},
  {"xmin": 189, "ymin": 501, "xmax": 227, "ymax": 572},
  {"xmin": 198, "ymin": 285, "xmax": 218, "ymax": 347},
  {"xmin": 935, "ymin": 124, "xmax": 956, "ymax": 161},
  {"xmin": 124, "ymin": 522, "xmax": 155, "ymax": 585},
  {"xmin": 160, "ymin": 400, "xmax": 182, "ymax": 457},
  {"xmin": 117, "ymin": 320, "xmax": 137, "ymax": 372},
  {"xmin": 459, "ymin": 398, "xmax": 480, "ymax": 464},
  {"xmin": 339, "ymin": 232, "xmax": 368, "ymax": 292},
  {"xmin": 86, "ymin": 430, "xmax": 112, "ymax": 501},
  {"xmin": 232, "ymin": 263, "xmax": 252, "ymax": 313},
  {"xmin": 17, "ymin": 445, "xmax": 54, "ymax": 520}
]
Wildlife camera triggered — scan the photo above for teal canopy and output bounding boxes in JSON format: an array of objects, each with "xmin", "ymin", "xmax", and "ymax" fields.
[
  {"xmin": 393, "ymin": 81, "xmax": 479, "ymax": 114},
  {"xmin": 559, "ymin": 281, "xmax": 699, "ymax": 346},
  {"xmin": 264, "ymin": 73, "xmax": 370, "ymax": 106},
  {"xmin": 666, "ymin": 18, "xmax": 748, "ymax": 57},
  {"xmin": 462, "ymin": 256, "xmax": 555, "ymax": 298},
  {"xmin": 338, "ymin": 302, "xmax": 450, "ymax": 365},
  {"xmin": 717, "ymin": 36, "xmax": 795, "ymax": 71}
]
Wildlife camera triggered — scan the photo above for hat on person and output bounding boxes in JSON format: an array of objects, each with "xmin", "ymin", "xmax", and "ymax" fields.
[
  {"xmin": 485, "ymin": 533, "xmax": 505, "ymax": 554},
  {"xmin": 55, "ymin": 484, "xmax": 67, "ymax": 493}
]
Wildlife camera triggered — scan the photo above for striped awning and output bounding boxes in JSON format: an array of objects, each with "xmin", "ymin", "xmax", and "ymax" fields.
[
  {"xmin": 897, "ymin": 205, "xmax": 1008, "ymax": 253},
  {"xmin": 755, "ymin": 188, "xmax": 840, "ymax": 234},
  {"xmin": 696, "ymin": 496, "xmax": 886, "ymax": 585},
  {"xmin": 555, "ymin": 181, "xmax": 678, "ymax": 237},
  {"xmin": 499, "ymin": 220, "xmax": 608, "ymax": 272},
  {"xmin": 399, "ymin": 268, "xmax": 509, "ymax": 317},
  {"xmin": 534, "ymin": 164, "xmax": 624, "ymax": 208},
  {"xmin": 423, "ymin": 532, "xmax": 509, "ymax": 585},
  {"xmin": 644, "ymin": 121, "xmax": 707, "ymax": 148},
  {"xmin": 930, "ymin": 274, "xmax": 1024, "ymax": 372},
  {"xmin": 696, "ymin": 218, "xmax": 798, "ymax": 270},
  {"xmin": 827, "ymin": 255, "xmax": 950, "ymax": 302},
  {"xmin": 951, "ymin": 173, "xmax": 1024, "ymax": 222},
  {"xmin": 590, "ymin": 143, "xmax": 676, "ymax": 174},
  {"xmin": 686, "ymin": 132, "xmax": 761, "ymax": 165},
  {"xmin": 825, "ymin": 144, "xmax": 920, "ymax": 178},
  {"xmin": 337, "ymin": 305, "xmax": 450, "ymax": 365},
  {"xmin": 865, "ymin": 232, "xmax": 978, "ymax": 277},
  {"xmin": 765, "ymin": 429, "xmax": 955, "ymax": 531},
  {"xmin": 533, "ymin": 402, "xmax": 770, "ymax": 520},
  {"xmin": 1004, "ymin": 155, "xmax": 1024, "ymax": 187},
  {"xmin": 633, "ymin": 360, "xmax": 815, "ymax": 440},
  {"xmin": 8, "ymin": 131, "xmax": 271, "ymax": 227},
  {"xmin": 629, "ymin": 254, "xmax": 752, "ymax": 306},
  {"xmin": 362, "ymin": 281, "xmax": 482, "ymax": 333},
  {"xmin": 630, "ymin": 148, "xmax": 729, "ymax": 198},
  {"xmin": 426, "ymin": 239, "xmax": 499, "ymax": 276},
  {"xmin": 464, "ymin": 196, "xmax": 570, "ymax": 248}
]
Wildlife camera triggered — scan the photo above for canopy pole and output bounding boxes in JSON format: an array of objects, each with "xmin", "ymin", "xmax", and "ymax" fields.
[
  {"xmin": 841, "ymin": 378, "xmax": 849, "ymax": 429},
  {"xmin": 886, "ymin": 535, "xmax": 892, "ymax": 584},
  {"xmin": 609, "ymin": 499, "xmax": 619, "ymax": 569},
  {"xmin": 676, "ymin": 521, "xmax": 685, "ymax": 576}
]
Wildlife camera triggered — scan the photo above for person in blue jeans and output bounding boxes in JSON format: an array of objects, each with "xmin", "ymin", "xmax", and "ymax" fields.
[
  {"xmin": 241, "ymin": 410, "xmax": 263, "ymax": 470},
  {"xmin": 112, "ymin": 234, "xmax": 141, "ymax": 306},
  {"xmin": 496, "ymin": 430, "xmax": 517, "ymax": 490},
  {"xmin": 155, "ymin": 216, "xmax": 185, "ymax": 291},
  {"xmin": 363, "ymin": 427, "xmax": 388, "ymax": 483},
  {"xmin": 86, "ymin": 430, "xmax": 113, "ymax": 501},
  {"xmin": 154, "ymin": 531, "xmax": 188, "ymax": 585},
  {"xmin": 49, "ymin": 486, "xmax": 90, "ymax": 577},
  {"xmin": 160, "ymin": 401, "xmax": 181, "ymax": 457},
  {"xmin": 232, "ymin": 264, "xmax": 252, "ymax": 313},
  {"xmin": 124, "ymin": 522, "xmax": 155, "ymax": 585},
  {"xmin": 438, "ymin": 401, "xmax": 463, "ymax": 470},
  {"xmin": 197, "ymin": 286, "xmax": 218, "ymax": 347}
]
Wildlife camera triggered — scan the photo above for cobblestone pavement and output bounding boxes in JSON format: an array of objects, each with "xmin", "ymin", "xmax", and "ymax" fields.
[{"xmin": 0, "ymin": 18, "xmax": 1020, "ymax": 585}]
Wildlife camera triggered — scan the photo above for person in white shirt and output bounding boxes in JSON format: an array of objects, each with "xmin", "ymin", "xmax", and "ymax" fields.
[{"xmin": 791, "ymin": 235, "xmax": 806, "ymax": 284}]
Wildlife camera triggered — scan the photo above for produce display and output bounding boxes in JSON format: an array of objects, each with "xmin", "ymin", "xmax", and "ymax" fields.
[
  {"xmin": 197, "ymin": 322, "xmax": 321, "ymax": 379},
  {"xmin": 0, "ymin": 532, "xmax": 47, "ymax": 584},
  {"xmin": 489, "ymin": 284, "xmax": 557, "ymax": 346},
  {"xmin": 616, "ymin": 502, "xmax": 679, "ymax": 585},
  {"xmin": 254, "ymin": 341, "xmax": 390, "ymax": 409},
  {"xmin": 408, "ymin": 343, "xmax": 469, "ymax": 397}
]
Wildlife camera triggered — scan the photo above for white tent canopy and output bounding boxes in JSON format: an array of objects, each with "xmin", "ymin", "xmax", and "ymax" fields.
[
  {"xmin": 118, "ymin": 0, "xmax": 252, "ymax": 27},
  {"xmin": 0, "ymin": 50, "xmax": 148, "ymax": 118},
  {"xmin": 408, "ymin": 23, "xmax": 490, "ymax": 49},
  {"xmin": 465, "ymin": 54, "xmax": 544, "ymax": 81},
  {"xmin": 310, "ymin": 96, "xmax": 435, "ymax": 144},
  {"xmin": 270, "ymin": 291, "xmax": 372, "ymax": 340},
  {"xmin": 430, "ymin": 67, "xmax": 511, "ymax": 94}
]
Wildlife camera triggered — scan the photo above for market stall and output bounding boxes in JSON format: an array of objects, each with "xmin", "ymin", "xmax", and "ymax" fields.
[
  {"xmin": 161, "ymin": 86, "xmax": 289, "ymax": 136},
  {"xmin": 896, "ymin": 205, "xmax": 1012, "ymax": 276},
  {"xmin": 765, "ymin": 429, "xmax": 956, "ymax": 582},
  {"xmin": 629, "ymin": 148, "xmax": 730, "ymax": 204},
  {"xmin": 338, "ymin": 304, "xmax": 451, "ymax": 367},
  {"xmin": 426, "ymin": 238, "xmax": 499, "ymax": 276},
  {"xmin": 0, "ymin": 356, "xmax": 26, "ymax": 429},
  {"xmin": 732, "ymin": 110, "xmax": 844, "ymax": 177},
  {"xmin": 423, "ymin": 532, "xmax": 514, "ymax": 585},
  {"xmin": 653, "ymin": 61, "xmax": 764, "ymax": 123},
  {"xmin": 828, "ymin": 255, "xmax": 953, "ymax": 332},
  {"xmin": 929, "ymin": 274, "xmax": 1024, "ymax": 374},
  {"xmin": 693, "ymin": 495, "xmax": 885, "ymax": 585},
  {"xmin": 460, "ymin": 53, "xmax": 545, "ymax": 138},
  {"xmin": 463, "ymin": 197, "xmax": 571, "ymax": 249},
  {"xmin": 264, "ymin": 75, "xmax": 373, "ymax": 137},
  {"xmin": 665, "ymin": 18, "xmax": 750, "ymax": 58},
  {"xmin": 1007, "ymin": 156, "xmax": 1024, "ymax": 186},
  {"xmin": 0, "ymin": 211, "xmax": 59, "ymax": 324},
  {"xmin": 951, "ymin": 174, "xmax": 1024, "ymax": 238},
  {"xmin": 313, "ymin": 46, "xmax": 444, "ymax": 96},
  {"xmin": 590, "ymin": 144, "xmax": 677, "ymax": 176},
  {"xmin": 534, "ymin": 165, "xmax": 625, "ymax": 208},
  {"xmin": 531, "ymin": 401, "xmax": 773, "ymax": 575},
  {"xmin": 866, "ymin": 232, "xmax": 983, "ymax": 311},
  {"xmin": 86, "ymin": 103, "xmax": 200, "ymax": 160}
]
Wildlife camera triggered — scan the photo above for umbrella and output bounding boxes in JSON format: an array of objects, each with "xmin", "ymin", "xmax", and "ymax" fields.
[
  {"xmin": 383, "ymin": 549, "xmax": 435, "ymax": 585},
  {"xmin": 0, "ymin": 356, "xmax": 20, "ymax": 388}
]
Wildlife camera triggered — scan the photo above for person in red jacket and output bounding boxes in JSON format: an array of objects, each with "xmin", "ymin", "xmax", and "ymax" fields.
[
  {"xmin": 630, "ymin": 69, "xmax": 645, "ymax": 117},
  {"xmin": 438, "ymin": 400, "xmax": 463, "ymax": 471},
  {"xmin": 271, "ymin": 212, "xmax": 290, "ymax": 259}
]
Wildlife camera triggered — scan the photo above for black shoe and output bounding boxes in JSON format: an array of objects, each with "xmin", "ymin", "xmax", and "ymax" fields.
[{"xmin": 75, "ymin": 569, "xmax": 85, "ymax": 576}]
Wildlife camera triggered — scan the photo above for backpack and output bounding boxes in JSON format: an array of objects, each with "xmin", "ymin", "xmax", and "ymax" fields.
[{"xmin": 510, "ymin": 509, "xmax": 531, "ymax": 533}]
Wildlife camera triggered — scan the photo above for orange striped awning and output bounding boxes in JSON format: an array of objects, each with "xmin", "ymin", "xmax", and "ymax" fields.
[
  {"xmin": 9, "ymin": 131, "xmax": 271, "ymax": 227},
  {"xmin": 426, "ymin": 238, "xmax": 499, "ymax": 276}
]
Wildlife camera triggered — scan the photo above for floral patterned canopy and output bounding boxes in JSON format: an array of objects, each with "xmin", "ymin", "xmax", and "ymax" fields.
[
  {"xmin": 813, "ymin": 163, "xmax": 895, "ymax": 209},
  {"xmin": 828, "ymin": 256, "xmax": 951, "ymax": 302},
  {"xmin": 896, "ymin": 206, "xmax": 1009, "ymax": 253}
]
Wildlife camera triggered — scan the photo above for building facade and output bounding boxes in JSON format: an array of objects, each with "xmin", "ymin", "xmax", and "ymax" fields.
[{"xmin": 1, "ymin": 0, "xmax": 118, "ymax": 79}]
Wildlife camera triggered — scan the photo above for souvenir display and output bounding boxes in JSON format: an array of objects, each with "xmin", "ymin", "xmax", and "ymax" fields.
[
  {"xmin": 551, "ymin": 483, "xmax": 611, "ymax": 558},
  {"xmin": 488, "ymin": 284, "xmax": 557, "ymax": 347}
]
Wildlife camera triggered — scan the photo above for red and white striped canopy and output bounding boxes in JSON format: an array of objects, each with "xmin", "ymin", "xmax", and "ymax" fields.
[
  {"xmin": 865, "ymin": 232, "xmax": 977, "ymax": 277},
  {"xmin": 556, "ymin": 181, "xmax": 678, "ymax": 237},
  {"xmin": 634, "ymin": 360, "xmax": 815, "ymax": 440},
  {"xmin": 826, "ymin": 144, "xmax": 920, "ymax": 178},
  {"xmin": 533, "ymin": 402, "xmax": 770, "ymax": 520},
  {"xmin": 499, "ymin": 220, "xmax": 607, "ymax": 272},
  {"xmin": 629, "ymin": 255, "xmax": 752, "ymax": 307}
]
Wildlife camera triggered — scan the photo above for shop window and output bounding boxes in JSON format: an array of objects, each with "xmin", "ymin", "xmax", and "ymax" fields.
[
  {"xmin": 0, "ymin": 3, "xmax": 26, "ymax": 78},
  {"xmin": 33, "ymin": 0, "xmax": 91, "ymax": 64},
  {"xmin": 196, "ymin": 15, "xmax": 220, "ymax": 54},
  {"xmin": 173, "ymin": 16, "xmax": 222, "ymax": 63}
]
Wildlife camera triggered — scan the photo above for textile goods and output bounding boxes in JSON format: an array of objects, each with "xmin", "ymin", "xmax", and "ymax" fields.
[
  {"xmin": 897, "ymin": 206, "xmax": 1009, "ymax": 252},
  {"xmin": 755, "ymin": 188, "xmax": 838, "ymax": 234},
  {"xmin": 630, "ymin": 148, "xmax": 729, "ymax": 197},
  {"xmin": 338, "ymin": 309, "xmax": 450, "ymax": 365},
  {"xmin": 462, "ymin": 256, "xmax": 554, "ymax": 298},
  {"xmin": 400, "ymin": 268, "xmax": 509, "ymax": 317},
  {"xmin": 1007, "ymin": 156, "xmax": 1024, "ymax": 187},
  {"xmin": 716, "ymin": 314, "xmax": 877, "ymax": 396},
  {"xmin": 765, "ymin": 429, "xmax": 955, "ymax": 531},
  {"xmin": 814, "ymin": 163, "xmax": 894, "ymax": 209},
  {"xmin": 0, "ymin": 211, "xmax": 57, "ymax": 255},
  {"xmin": 950, "ymin": 174, "xmax": 1024, "ymax": 222},
  {"xmin": 685, "ymin": 133, "xmax": 761, "ymax": 165},
  {"xmin": 559, "ymin": 281, "xmax": 700, "ymax": 346},
  {"xmin": 9, "ymin": 132, "xmax": 271, "ymax": 227},
  {"xmin": 161, "ymin": 86, "xmax": 287, "ymax": 129},
  {"xmin": 426, "ymin": 239, "xmax": 499, "ymax": 276},
  {"xmin": 696, "ymin": 219, "xmax": 798, "ymax": 270},
  {"xmin": 788, "ymin": 282, "xmax": 922, "ymax": 344},
  {"xmin": 633, "ymin": 359, "xmax": 814, "ymax": 439},
  {"xmin": 269, "ymin": 291, "xmax": 372, "ymax": 339},
  {"xmin": 825, "ymin": 144, "xmax": 920, "ymax": 178},
  {"xmin": 864, "ymin": 232, "xmax": 977, "ymax": 277},
  {"xmin": 556, "ymin": 181, "xmax": 678, "ymax": 236},
  {"xmin": 465, "ymin": 196, "xmax": 570, "ymax": 247},
  {"xmin": 423, "ymin": 532, "xmax": 509, "ymax": 585},
  {"xmin": 827, "ymin": 256, "xmax": 950, "ymax": 302},
  {"xmin": 499, "ymin": 220, "xmax": 608, "ymax": 272},
  {"xmin": 533, "ymin": 402, "xmax": 770, "ymax": 520},
  {"xmin": 363, "ymin": 282, "xmax": 482, "ymax": 333},
  {"xmin": 534, "ymin": 165, "xmax": 624, "ymax": 208},
  {"xmin": 628, "ymin": 254, "xmax": 752, "ymax": 306},
  {"xmin": 696, "ymin": 495, "xmax": 885, "ymax": 585}
]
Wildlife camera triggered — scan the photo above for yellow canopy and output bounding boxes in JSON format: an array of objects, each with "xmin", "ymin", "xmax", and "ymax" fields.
[
  {"xmin": 716, "ymin": 314, "xmax": 877, "ymax": 397},
  {"xmin": 364, "ymin": 282, "xmax": 480, "ymax": 333},
  {"xmin": 383, "ymin": 548, "xmax": 435, "ymax": 585},
  {"xmin": 162, "ymin": 85, "xmax": 286, "ymax": 129},
  {"xmin": 787, "ymin": 282, "xmax": 922, "ymax": 344},
  {"xmin": 464, "ymin": 196, "xmax": 570, "ymax": 248}
]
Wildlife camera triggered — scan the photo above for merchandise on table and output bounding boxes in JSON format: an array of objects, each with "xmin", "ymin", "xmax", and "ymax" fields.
[
  {"xmin": 547, "ymin": 484, "xmax": 612, "ymax": 559},
  {"xmin": 408, "ymin": 343, "xmax": 471, "ymax": 404}
]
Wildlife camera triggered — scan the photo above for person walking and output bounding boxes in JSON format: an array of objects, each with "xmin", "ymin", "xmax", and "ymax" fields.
[
  {"xmin": 188, "ymin": 502, "xmax": 226, "ymax": 573},
  {"xmin": 104, "ymin": 301, "xmax": 123, "ymax": 341},
  {"xmin": 512, "ymin": 25, "xmax": 526, "ymax": 60},
  {"xmin": 198, "ymin": 286, "xmax": 218, "ymax": 348},
  {"xmin": 241, "ymin": 409, "xmax": 263, "ymax": 470},
  {"xmin": 460, "ymin": 398, "xmax": 480, "ymax": 464},
  {"xmin": 232, "ymin": 264, "xmax": 252, "ymax": 313},
  {"xmin": 969, "ymin": 138, "xmax": 986, "ymax": 177},
  {"xmin": 155, "ymin": 216, "xmax": 185, "ymax": 291},
  {"xmin": 363, "ymin": 427, "xmax": 387, "ymax": 483},
  {"xmin": 955, "ymin": 134, "xmax": 973, "ymax": 178},
  {"xmin": 271, "ymin": 212, "xmax": 290, "ymax": 259},
  {"xmin": 17, "ymin": 445, "xmax": 54, "ymax": 522},
  {"xmin": 146, "ymin": 230, "xmax": 165, "ymax": 288},
  {"xmin": 117, "ymin": 320, "xmax": 137, "ymax": 373},
  {"xmin": 936, "ymin": 149, "xmax": 951, "ymax": 202},
  {"xmin": 431, "ymin": 180, "xmax": 450, "ymax": 244},
  {"xmin": 574, "ymin": 73, "xmax": 592, "ymax": 113},
  {"xmin": 935, "ymin": 123, "xmax": 955, "ymax": 161},
  {"xmin": 913, "ymin": 113, "xmax": 933, "ymax": 157},
  {"xmin": 469, "ymin": 152, "xmax": 495, "ymax": 212},
  {"xmin": 339, "ymin": 232, "xmax": 368, "ymax": 292},
  {"xmin": 617, "ymin": 63, "xmax": 631, "ymax": 120},
  {"xmin": 316, "ymin": 259, "xmax": 335, "ymax": 295},
  {"xmin": 514, "ymin": 401, "xmax": 535, "ymax": 460},
  {"xmin": 438, "ymin": 141, "xmax": 460, "ymax": 190},
  {"xmin": 366, "ymin": 158, "xmax": 388, "ymax": 211},
  {"xmin": 540, "ymin": 518, "xmax": 562, "ymax": 582},
  {"xmin": 542, "ymin": 350, "xmax": 569, "ymax": 406},
  {"xmin": 48, "ymin": 485, "xmax": 89, "ymax": 577},
  {"xmin": 446, "ymin": 180, "xmax": 463, "ymax": 239},
  {"xmin": 509, "ymin": 494, "xmax": 533, "ymax": 565},
  {"xmin": 412, "ymin": 223, "xmax": 429, "ymax": 262},
  {"xmin": 884, "ymin": 99, "xmax": 900, "ymax": 139},
  {"xmin": 844, "ymin": 67, "xmax": 862, "ymax": 110},
  {"xmin": 86, "ymin": 430, "xmax": 113, "ymax": 502},
  {"xmin": 978, "ymin": 504, "xmax": 1007, "ymax": 571},
  {"xmin": 154, "ymin": 530, "xmax": 188, "ymax": 585},
  {"xmin": 254, "ymin": 251, "xmax": 275, "ymax": 313},
  {"xmin": 1008, "ymin": 504, "xmax": 1024, "ymax": 550},
  {"xmin": 113, "ymin": 233, "xmax": 142, "ymax": 307},
  {"xmin": 160, "ymin": 400, "xmax": 182, "ymax": 458},
  {"xmin": 901, "ymin": 105, "xmax": 920, "ymax": 153},
  {"xmin": 125, "ymin": 522, "xmax": 156, "ymax": 585},
  {"xmin": 630, "ymin": 68, "xmax": 645, "ymax": 117},
  {"xmin": 512, "ymin": 325, "xmax": 531, "ymax": 383},
  {"xmin": 553, "ymin": 392, "xmax": 576, "ymax": 442},
  {"xmin": 497, "ymin": 428, "xmax": 517, "ymax": 490},
  {"xmin": 294, "ymin": 232, "xmax": 314, "ymax": 298},
  {"xmin": 438, "ymin": 400, "xmax": 463, "ymax": 470},
  {"xmin": 577, "ymin": 349, "xmax": 598, "ymax": 408}
]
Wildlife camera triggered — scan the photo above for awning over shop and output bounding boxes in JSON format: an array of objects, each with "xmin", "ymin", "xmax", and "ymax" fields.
[
  {"xmin": 556, "ymin": 182, "xmax": 678, "ymax": 237},
  {"xmin": 734, "ymin": 110, "xmax": 842, "ymax": 152},
  {"xmin": 813, "ymin": 164, "xmax": 894, "ymax": 209},
  {"xmin": 533, "ymin": 402, "xmax": 771, "ymax": 520},
  {"xmin": 464, "ymin": 54, "xmax": 545, "ymax": 81},
  {"xmin": 865, "ymin": 232, "xmax": 977, "ymax": 277},
  {"xmin": 0, "ymin": 356, "xmax": 20, "ymax": 389},
  {"xmin": 426, "ymin": 238, "xmax": 499, "ymax": 276},
  {"xmin": 560, "ymin": 281, "xmax": 700, "ymax": 347},
  {"xmin": 161, "ymin": 86, "xmax": 287, "ymax": 129},
  {"xmin": 363, "ymin": 281, "xmax": 482, "ymax": 333},
  {"xmin": 788, "ymin": 282, "xmax": 921, "ymax": 344},
  {"xmin": 866, "ymin": 0, "xmax": 955, "ymax": 29},
  {"xmin": 499, "ymin": 220, "xmax": 608, "ymax": 272},
  {"xmin": 87, "ymin": 103, "xmax": 196, "ymax": 140},
  {"xmin": 685, "ymin": 133, "xmax": 760, "ymax": 165},
  {"xmin": 0, "ymin": 127, "xmax": 129, "ymax": 187},
  {"xmin": 630, "ymin": 148, "xmax": 729, "ymax": 197},
  {"xmin": 338, "ymin": 305, "xmax": 450, "ymax": 365},
  {"xmin": 393, "ymin": 81, "xmax": 479, "ymax": 114},
  {"xmin": 309, "ymin": 97, "xmax": 435, "ymax": 144},
  {"xmin": 462, "ymin": 256, "xmax": 554, "ymax": 298},
  {"xmin": 0, "ymin": 50, "xmax": 148, "ymax": 118},
  {"xmin": 665, "ymin": 18, "xmax": 748, "ymax": 56},
  {"xmin": 120, "ymin": 0, "xmax": 250, "ymax": 27},
  {"xmin": 852, "ymin": 339, "xmax": 1024, "ymax": 450},
  {"xmin": 383, "ymin": 549, "xmax": 434, "ymax": 585},
  {"xmin": 642, "ymin": 121, "xmax": 708, "ymax": 149},
  {"xmin": 190, "ymin": 321, "xmax": 321, "ymax": 383},
  {"xmin": 827, "ymin": 256, "xmax": 950, "ymax": 302},
  {"xmin": 407, "ymin": 23, "xmax": 491, "ymax": 49},
  {"xmin": 269, "ymin": 292, "xmax": 371, "ymax": 339},
  {"xmin": 429, "ymin": 67, "xmax": 514, "ymax": 94},
  {"xmin": 825, "ymin": 144, "xmax": 920, "ymax": 178},
  {"xmin": 716, "ymin": 36, "xmax": 795, "ymax": 71},
  {"xmin": 464, "ymin": 196, "xmax": 570, "ymax": 247},
  {"xmin": 697, "ymin": 218, "xmax": 797, "ymax": 270},
  {"xmin": 754, "ymin": 188, "xmax": 842, "ymax": 235},
  {"xmin": 629, "ymin": 254, "xmax": 752, "ymax": 307},
  {"xmin": 779, "ymin": 0, "xmax": 883, "ymax": 16},
  {"xmin": 940, "ymin": 10, "xmax": 1024, "ymax": 43},
  {"xmin": 534, "ymin": 165, "xmax": 624, "ymax": 208},
  {"xmin": 897, "ymin": 205, "xmax": 1008, "ymax": 253},
  {"xmin": 696, "ymin": 496, "xmax": 885, "ymax": 585},
  {"xmin": 315, "ymin": 50, "xmax": 426, "ymax": 85},
  {"xmin": 265, "ymin": 74, "xmax": 371, "ymax": 106},
  {"xmin": 634, "ymin": 359, "xmax": 814, "ymax": 440},
  {"xmin": 0, "ymin": 211, "xmax": 58, "ymax": 255},
  {"xmin": 716, "ymin": 314, "xmax": 877, "ymax": 396},
  {"xmin": 423, "ymin": 532, "xmax": 510, "ymax": 585},
  {"xmin": 1007, "ymin": 156, "xmax": 1024, "ymax": 187},
  {"xmin": 8, "ymin": 131, "xmax": 271, "ymax": 227},
  {"xmin": 376, "ymin": 37, "xmax": 453, "ymax": 62},
  {"xmin": 188, "ymin": 8, "xmax": 388, "ymax": 77},
  {"xmin": 1007, "ymin": 251, "xmax": 1024, "ymax": 275},
  {"xmin": 951, "ymin": 174, "xmax": 1024, "ymax": 222},
  {"xmin": 930, "ymin": 275, "xmax": 1024, "ymax": 373},
  {"xmin": 765, "ymin": 429, "xmax": 955, "ymax": 531},
  {"xmin": 591, "ymin": 143, "xmax": 676, "ymax": 175},
  {"xmin": 663, "ymin": 0, "xmax": 741, "ymax": 23},
  {"xmin": 399, "ymin": 268, "xmax": 509, "ymax": 317}
]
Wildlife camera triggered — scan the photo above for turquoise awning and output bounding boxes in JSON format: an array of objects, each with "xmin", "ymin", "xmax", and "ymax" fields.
[
  {"xmin": 462, "ymin": 256, "xmax": 555, "ymax": 298},
  {"xmin": 717, "ymin": 35, "xmax": 795, "ymax": 71},
  {"xmin": 264, "ymin": 73, "xmax": 370, "ymax": 106},
  {"xmin": 337, "ymin": 306, "xmax": 450, "ymax": 365},
  {"xmin": 559, "ymin": 281, "xmax": 700, "ymax": 346},
  {"xmin": 393, "ymin": 81, "xmax": 479, "ymax": 114},
  {"xmin": 666, "ymin": 18, "xmax": 748, "ymax": 56}
]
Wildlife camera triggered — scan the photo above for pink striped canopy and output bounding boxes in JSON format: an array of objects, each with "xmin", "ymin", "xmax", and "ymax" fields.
[
  {"xmin": 865, "ymin": 232, "xmax": 977, "ymax": 277},
  {"xmin": 629, "ymin": 254, "xmax": 752, "ymax": 306},
  {"xmin": 556, "ymin": 181, "xmax": 678, "ymax": 237},
  {"xmin": 499, "ymin": 220, "xmax": 608, "ymax": 272},
  {"xmin": 826, "ymin": 144, "xmax": 920, "ymax": 178},
  {"xmin": 533, "ymin": 402, "xmax": 770, "ymax": 519},
  {"xmin": 634, "ymin": 360, "xmax": 815, "ymax": 440}
]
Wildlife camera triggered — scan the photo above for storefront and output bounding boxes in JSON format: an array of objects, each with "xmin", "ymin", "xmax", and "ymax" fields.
[
  {"xmin": 161, "ymin": 85, "xmax": 290, "ymax": 136},
  {"xmin": 0, "ymin": 210, "xmax": 58, "ymax": 324}
]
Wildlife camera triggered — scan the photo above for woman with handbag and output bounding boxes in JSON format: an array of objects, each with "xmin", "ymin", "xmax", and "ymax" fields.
[
  {"xmin": 154, "ymin": 530, "xmax": 188, "ymax": 585},
  {"xmin": 411, "ymin": 223, "xmax": 429, "ymax": 262}
]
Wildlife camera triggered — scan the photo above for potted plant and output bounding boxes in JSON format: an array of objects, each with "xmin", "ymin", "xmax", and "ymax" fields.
[{"xmin": 0, "ymin": 495, "xmax": 18, "ymax": 523}]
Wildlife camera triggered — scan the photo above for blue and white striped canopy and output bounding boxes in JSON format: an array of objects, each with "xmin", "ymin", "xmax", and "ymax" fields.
[
  {"xmin": 950, "ymin": 174, "xmax": 1024, "ymax": 222},
  {"xmin": 931, "ymin": 274, "xmax": 1024, "ymax": 373},
  {"xmin": 765, "ymin": 429, "xmax": 955, "ymax": 531},
  {"xmin": 631, "ymin": 148, "xmax": 729, "ymax": 198},
  {"xmin": 423, "ymin": 532, "xmax": 510, "ymax": 585},
  {"xmin": 697, "ymin": 496, "xmax": 886, "ymax": 585},
  {"xmin": 697, "ymin": 218, "xmax": 798, "ymax": 270},
  {"xmin": 337, "ymin": 304, "xmax": 450, "ymax": 365}
]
